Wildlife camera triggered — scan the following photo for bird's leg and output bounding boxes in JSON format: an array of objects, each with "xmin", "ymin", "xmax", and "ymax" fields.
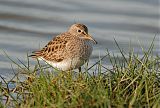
[
  {"xmin": 78, "ymin": 67, "xmax": 83, "ymax": 79},
  {"xmin": 78, "ymin": 67, "xmax": 81, "ymax": 72}
]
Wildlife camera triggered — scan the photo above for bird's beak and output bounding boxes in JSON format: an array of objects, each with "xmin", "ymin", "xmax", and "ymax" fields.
[
  {"xmin": 83, "ymin": 32, "xmax": 97, "ymax": 44},
  {"xmin": 87, "ymin": 34, "xmax": 98, "ymax": 44}
]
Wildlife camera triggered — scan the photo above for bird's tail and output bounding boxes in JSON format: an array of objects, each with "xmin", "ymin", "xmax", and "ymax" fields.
[{"xmin": 28, "ymin": 51, "xmax": 42, "ymax": 58}]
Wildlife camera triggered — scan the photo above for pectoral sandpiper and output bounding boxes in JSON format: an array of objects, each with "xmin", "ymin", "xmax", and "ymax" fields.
[{"xmin": 30, "ymin": 23, "xmax": 97, "ymax": 71}]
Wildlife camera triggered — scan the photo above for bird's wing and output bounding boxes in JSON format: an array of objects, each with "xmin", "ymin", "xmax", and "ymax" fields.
[{"xmin": 30, "ymin": 33, "xmax": 70, "ymax": 62}]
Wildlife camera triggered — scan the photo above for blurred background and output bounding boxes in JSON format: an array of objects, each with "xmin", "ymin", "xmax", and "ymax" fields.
[{"xmin": 0, "ymin": 0, "xmax": 159, "ymax": 79}]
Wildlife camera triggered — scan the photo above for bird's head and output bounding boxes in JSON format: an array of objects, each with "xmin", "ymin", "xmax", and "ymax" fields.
[{"xmin": 68, "ymin": 23, "xmax": 97, "ymax": 44}]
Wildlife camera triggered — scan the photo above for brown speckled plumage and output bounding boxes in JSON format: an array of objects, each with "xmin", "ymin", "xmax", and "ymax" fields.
[{"xmin": 30, "ymin": 23, "xmax": 97, "ymax": 71}]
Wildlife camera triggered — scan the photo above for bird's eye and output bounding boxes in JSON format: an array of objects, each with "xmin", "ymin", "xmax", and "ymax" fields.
[{"xmin": 78, "ymin": 30, "xmax": 81, "ymax": 33}]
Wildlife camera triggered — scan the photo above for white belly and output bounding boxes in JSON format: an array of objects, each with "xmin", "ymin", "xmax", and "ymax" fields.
[{"xmin": 42, "ymin": 57, "xmax": 85, "ymax": 71}]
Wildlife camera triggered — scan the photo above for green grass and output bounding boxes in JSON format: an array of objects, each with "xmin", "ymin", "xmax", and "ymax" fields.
[{"xmin": 0, "ymin": 41, "xmax": 160, "ymax": 108}]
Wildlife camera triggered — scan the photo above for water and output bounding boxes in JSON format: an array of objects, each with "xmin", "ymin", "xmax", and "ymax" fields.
[{"xmin": 0, "ymin": 0, "xmax": 159, "ymax": 81}]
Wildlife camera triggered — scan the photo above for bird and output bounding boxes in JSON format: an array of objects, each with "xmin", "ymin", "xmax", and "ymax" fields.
[{"xmin": 30, "ymin": 23, "xmax": 97, "ymax": 72}]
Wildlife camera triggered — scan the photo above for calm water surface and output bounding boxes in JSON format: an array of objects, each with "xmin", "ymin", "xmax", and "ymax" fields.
[{"xmin": 0, "ymin": 0, "xmax": 159, "ymax": 80}]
